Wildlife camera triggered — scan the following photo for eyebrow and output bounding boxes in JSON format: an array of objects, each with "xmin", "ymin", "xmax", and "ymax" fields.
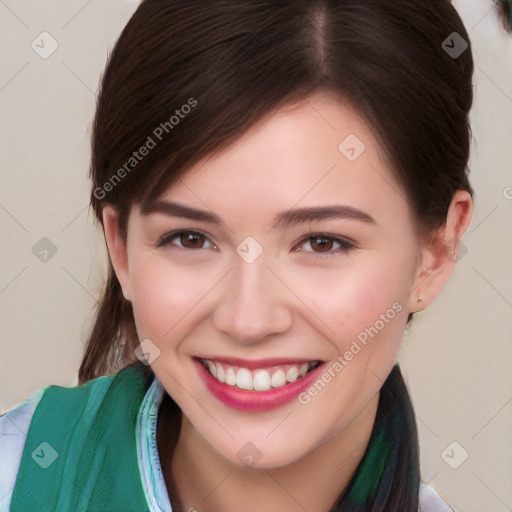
[{"xmin": 140, "ymin": 200, "xmax": 377, "ymax": 229}]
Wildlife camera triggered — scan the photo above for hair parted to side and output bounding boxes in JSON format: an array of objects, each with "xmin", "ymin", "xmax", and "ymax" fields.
[{"xmin": 80, "ymin": 1, "xmax": 473, "ymax": 507}]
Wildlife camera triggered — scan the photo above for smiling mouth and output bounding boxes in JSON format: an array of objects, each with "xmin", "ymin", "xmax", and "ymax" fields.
[{"xmin": 199, "ymin": 358, "xmax": 323, "ymax": 391}]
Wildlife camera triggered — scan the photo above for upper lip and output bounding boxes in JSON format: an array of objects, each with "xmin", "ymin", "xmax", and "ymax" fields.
[{"xmin": 194, "ymin": 356, "xmax": 323, "ymax": 370}]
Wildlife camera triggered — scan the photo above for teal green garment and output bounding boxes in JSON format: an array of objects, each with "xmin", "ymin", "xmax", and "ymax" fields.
[{"xmin": 10, "ymin": 364, "xmax": 151, "ymax": 512}]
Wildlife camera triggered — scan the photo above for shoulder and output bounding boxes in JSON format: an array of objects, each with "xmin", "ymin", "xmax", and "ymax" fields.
[
  {"xmin": 419, "ymin": 482, "xmax": 456, "ymax": 512},
  {"xmin": 0, "ymin": 362, "xmax": 152, "ymax": 511},
  {"xmin": 0, "ymin": 388, "xmax": 45, "ymax": 511}
]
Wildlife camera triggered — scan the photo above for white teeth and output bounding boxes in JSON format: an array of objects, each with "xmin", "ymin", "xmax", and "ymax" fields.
[
  {"xmin": 206, "ymin": 360, "xmax": 217, "ymax": 378},
  {"xmin": 215, "ymin": 362, "xmax": 225, "ymax": 383},
  {"xmin": 202, "ymin": 359, "xmax": 320, "ymax": 391},
  {"xmin": 271, "ymin": 369, "xmax": 286, "ymax": 388},
  {"xmin": 286, "ymin": 366, "xmax": 299, "ymax": 383},
  {"xmin": 253, "ymin": 370, "xmax": 272, "ymax": 391},
  {"xmin": 225, "ymin": 367, "xmax": 237, "ymax": 386},
  {"xmin": 236, "ymin": 368, "xmax": 253, "ymax": 390}
]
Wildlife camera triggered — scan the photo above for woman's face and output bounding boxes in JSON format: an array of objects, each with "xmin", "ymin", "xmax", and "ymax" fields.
[{"xmin": 112, "ymin": 91, "xmax": 425, "ymax": 467}]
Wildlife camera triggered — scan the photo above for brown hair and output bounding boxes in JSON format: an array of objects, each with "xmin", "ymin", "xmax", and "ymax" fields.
[{"xmin": 80, "ymin": 1, "xmax": 474, "ymax": 507}]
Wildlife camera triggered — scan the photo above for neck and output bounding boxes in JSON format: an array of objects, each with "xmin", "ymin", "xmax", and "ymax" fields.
[{"xmin": 165, "ymin": 393, "xmax": 379, "ymax": 512}]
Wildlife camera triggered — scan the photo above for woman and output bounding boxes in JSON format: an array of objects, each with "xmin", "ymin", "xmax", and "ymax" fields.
[{"xmin": 1, "ymin": 0, "xmax": 475, "ymax": 510}]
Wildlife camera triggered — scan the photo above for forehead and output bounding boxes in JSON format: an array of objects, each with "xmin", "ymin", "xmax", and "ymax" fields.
[{"xmin": 140, "ymin": 91, "xmax": 412, "ymax": 234}]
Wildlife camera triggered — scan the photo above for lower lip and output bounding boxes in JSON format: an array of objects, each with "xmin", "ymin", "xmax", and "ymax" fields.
[{"xmin": 194, "ymin": 358, "xmax": 326, "ymax": 412}]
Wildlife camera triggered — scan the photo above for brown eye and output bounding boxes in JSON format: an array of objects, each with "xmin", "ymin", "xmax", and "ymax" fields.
[
  {"xmin": 180, "ymin": 231, "xmax": 206, "ymax": 249},
  {"xmin": 295, "ymin": 233, "xmax": 355, "ymax": 259},
  {"xmin": 156, "ymin": 230, "xmax": 216, "ymax": 251},
  {"xmin": 309, "ymin": 236, "xmax": 334, "ymax": 252}
]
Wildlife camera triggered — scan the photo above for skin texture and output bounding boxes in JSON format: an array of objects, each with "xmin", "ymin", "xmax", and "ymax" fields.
[{"xmin": 103, "ymin": 91, "xmax": 473, "ymax": 511}]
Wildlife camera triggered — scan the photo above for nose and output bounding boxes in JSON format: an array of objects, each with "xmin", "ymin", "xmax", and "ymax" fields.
[{"xmin": 212, "ymin": 255, "xmax": 293, "ymax": 345}]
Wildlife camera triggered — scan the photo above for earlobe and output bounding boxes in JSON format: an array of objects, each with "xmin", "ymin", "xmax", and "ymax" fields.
[
  {"xmin": 102, "ymin": 205, "xmax": 131, "ymax": 299},
  {"xmin": 407, "ymin": 190, "xmax": 473, "ymax": 315}
]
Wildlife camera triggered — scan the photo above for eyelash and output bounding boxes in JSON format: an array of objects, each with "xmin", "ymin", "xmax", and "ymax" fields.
[{"xmin": 155, "ymin": 230, "xmax": 355, "ymax": 258}]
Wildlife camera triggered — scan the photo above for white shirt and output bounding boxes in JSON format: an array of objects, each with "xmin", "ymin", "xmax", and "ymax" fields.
[{"xmin": 0, "ymin": 376, "xmax": 455, "ymax": 511}]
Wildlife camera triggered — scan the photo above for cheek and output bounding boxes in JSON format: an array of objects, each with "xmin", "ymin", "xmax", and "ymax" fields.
[
  {"xmin": 128, "ymin": 255, "xmax": 216, "ymax": 340},
  {"xmin": 290, "ymin": 251, "xmax": 412, "ymax": 356}
]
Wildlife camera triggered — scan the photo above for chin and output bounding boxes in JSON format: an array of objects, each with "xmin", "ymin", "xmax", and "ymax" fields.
[{"xmin": 213, "ymin": 434, "xmax": 318, "ymax": 470}]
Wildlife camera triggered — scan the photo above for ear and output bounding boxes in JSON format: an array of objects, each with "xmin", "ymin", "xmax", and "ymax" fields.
[
  {"xmin": 102, "ymin": 205, "xmax": 131, "ymax": 300},
  {"xmin": 407, "ymin": 190, "xmax": 474, "ymax": 313}
]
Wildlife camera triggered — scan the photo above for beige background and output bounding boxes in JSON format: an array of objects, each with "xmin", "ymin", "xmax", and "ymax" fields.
[{"xmin": 1, "ymin": 0, "xmax": 511, "ymax": 510}]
